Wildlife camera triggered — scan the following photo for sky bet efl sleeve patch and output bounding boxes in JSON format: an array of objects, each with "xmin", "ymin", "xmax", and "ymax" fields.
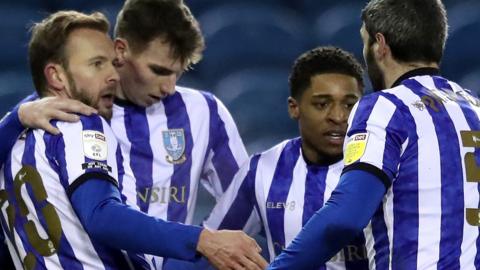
[
  {"xmin": 82, "ymin": 130, "xmax": 108, "ymax": 161},
  {"xmin": 344, "ymin": 132, "xmax": 369, "ymax": 166}
]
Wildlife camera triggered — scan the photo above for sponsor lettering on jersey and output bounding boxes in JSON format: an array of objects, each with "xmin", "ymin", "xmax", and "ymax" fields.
[{"xmin": 82, "ymin": 130, "xmax": 108, "ymax": 161}]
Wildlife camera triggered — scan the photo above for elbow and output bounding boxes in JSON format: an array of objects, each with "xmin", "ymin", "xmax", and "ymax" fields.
[
  {"xmin": 82, "ymin": 201, "xmax": 112, "ymax": 242},
  {"xmin": 324, "ymin": 214, "xmax": 365, "ymax": 244}
]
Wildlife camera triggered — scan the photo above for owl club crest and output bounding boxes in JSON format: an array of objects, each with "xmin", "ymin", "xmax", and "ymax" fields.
[{"xmin": 162, "ymin": 129, "xmax": 187, "ymax": 164}]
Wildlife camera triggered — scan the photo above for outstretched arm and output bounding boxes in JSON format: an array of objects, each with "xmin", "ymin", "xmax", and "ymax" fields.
[
  {"xmin": 268, "ymin": 169, "xmax": 386, "ymax": 270},
  {"xmin": 71, "ymin": 179, "xmax": 267, "ymax": 270}
]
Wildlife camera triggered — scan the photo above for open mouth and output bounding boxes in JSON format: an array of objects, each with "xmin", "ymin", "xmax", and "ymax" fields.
[
  {"xmin": 149, "ymin": 95, "xmax": 162, "ymax": 102},
  {"xmin": 101, "ymin": 94, "xmax": 114, "ymax": 107},
  {"xmin": 324, "ymin": 131, "xmax": 346, "ymax": 144}
]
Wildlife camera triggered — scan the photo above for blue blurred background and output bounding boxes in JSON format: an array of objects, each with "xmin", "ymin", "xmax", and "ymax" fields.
[
  {"xmin": 1, "ymin": 0, "xmax": 480, "ymax": 153},
  {"xmin": 1, "ymin": 0, "xmax": 479, "ymax": 226}
]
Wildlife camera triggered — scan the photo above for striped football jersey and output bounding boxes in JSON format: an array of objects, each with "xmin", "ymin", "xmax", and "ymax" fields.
[
  {"xmin": 0, "ymin": 114, "xmax": 135, "ymax": 269},
  {"xmin": 110, "ymin": 86, "xmax": 248, "ymax": 268},
  {"xmin": 343, "ymin": 74, "xmax": 480, "ymax": 269},
  {"xmin": 205, "ymin": 138, "xmax": 368, "ymax": 269}
]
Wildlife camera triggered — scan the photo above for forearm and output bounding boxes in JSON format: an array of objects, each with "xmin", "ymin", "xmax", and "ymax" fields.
[
  {"xmin": 269, "ymin": 169, "xmax": 387, "ymax": 269},
  {"xmin": 71, "ymin": 179, "xmax": 202, "ymax": 261}
]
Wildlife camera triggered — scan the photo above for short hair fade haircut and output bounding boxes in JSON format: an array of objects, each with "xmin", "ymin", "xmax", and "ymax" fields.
[{"xmin": 289, "ymin": 46, "xmax": 364, "ymax": 99}]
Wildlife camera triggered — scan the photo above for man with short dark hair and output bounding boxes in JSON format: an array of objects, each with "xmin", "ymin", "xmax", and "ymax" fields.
[
  {"xmin": 268, "ymin": 0, "xmax": 480, "ymax": 269},
  {"xmin": 164, "ymin": 46, "xmax": 368, "ymax": 270},
  {"xmin": 203, "ymin": 46, "xmax": 368, "ymax": 270}
]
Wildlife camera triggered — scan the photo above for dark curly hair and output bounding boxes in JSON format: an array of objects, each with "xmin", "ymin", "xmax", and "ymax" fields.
[{"xmin": 289, "ymin": 46, "xmax": 364, "ymax": 99}]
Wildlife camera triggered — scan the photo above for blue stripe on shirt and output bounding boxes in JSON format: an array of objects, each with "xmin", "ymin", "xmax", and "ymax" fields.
[
  {"xmin": 124, "ymin": 106, "xmax": 154, "ymax": 213},
  {"xmin": 404, "ymin": 79, "xmax": 464, "ymax": 270},
  {"xmin": 432, "ymin": 77, "xmax": 480, "ymax": 269},
  {"xmin": 266, "ymin": 139, "xmax": 301, "ymax": 255},
  {"xmin": 302, "ymin": 165, "xmax": 327, "ymax": 270},
  {"xmin": 347, "ymin": 94, "xmax": 380, "ymax": 137},
  {"xmin": 219, "ymin": 154, "xmax": 260, "ymax": 230},
  {"xmin": 116, "ymin": 145, "xmax": 128, "ymax": 204},
  {"xmin": 163, "ymin": 92, "xmax": 193, "ymax": 223},
  {"xmin": 371, "ymin": 206, "xmax": 389, "ymax": 269},
  {"xmin": 201, "ymin": 92, "xmax": 239, "ymax": 191},
  {"xmin": 379, "ymin": 92, "xmax": 419, "ymax": 270},
  {"xmin": 37, "ymin": 132, "xmax": 84, "ymax": 270},
  {"xmin": 302, "ymin": 165, "xmax": 327, "ymax": 226},
  {"xmin": 11, "ymin": 132, "xmax": 47, "ymax": 269}
]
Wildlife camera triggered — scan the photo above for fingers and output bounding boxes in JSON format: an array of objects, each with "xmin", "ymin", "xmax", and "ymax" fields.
[
  {"xmin": 33, "ymin": 118, "xmax": 61, "ymax": 135},
  {"xmin": 199, "ymin": 230, "xmax": 267, "ymax": 270},
  {"xmin": 231, "ymin": 235, "xmax": 267, "ymax": 270},
  {"xmin": 42, "ymin": 123, "xmax": 61, "ymax": 135},
  {"xmin": 245, "ymin": 250, "xmax": 268, "ymax": 269},
  {"xmin": 58, "ymin": 99, "xmax": 97, "ymax": 115},
  {"xmin": 51, "ymin": 110, "xmax": 80, "ymax": 123},
  {"xmin": 238, "ymin": 255, "xmax": 262, "ymax": 270},
  {"xmin": 18, "ymin": 97, "xmax": 98, "ymax": 132}
]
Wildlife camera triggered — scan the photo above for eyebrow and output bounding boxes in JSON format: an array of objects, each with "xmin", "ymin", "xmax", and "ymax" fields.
[
  {"xmin": 311, "ymin": 94, "xmax": 360, "ymax": 99},
  {"xmin": 148, "ymin": 64, "xmax": 176, "ymax": 74},
  {"xmin": 88, "ymin": 56, "xmax": 109, "ymax": 63}
]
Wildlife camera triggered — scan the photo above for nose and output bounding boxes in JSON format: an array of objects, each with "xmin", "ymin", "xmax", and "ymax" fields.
[
  {"xmin": 328, "ymin": 104, "xmax": 348, "ymax": 124},
  {"xmin": 107, "ymin": 63, "xmax": 120, "ymax": 85},
  {"xmin": 160, "ymin": 73, "xmax": 177, "ymax": 96}
]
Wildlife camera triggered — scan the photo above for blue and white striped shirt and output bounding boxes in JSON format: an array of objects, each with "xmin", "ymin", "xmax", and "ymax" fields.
[
  {"xmin": 0, "ymin": 114, "xmax": 133, "ymax": 269},
  {"xmin": 111, "ymin": 86, "xmax": 248, "ymax": 268},
  {"xmin": 344, "ymin": 73, "xmax": 480, "ymax": 269},
  {"xmin": 205, "ymin": 138, "xmax": 368, "ymax": 269}
]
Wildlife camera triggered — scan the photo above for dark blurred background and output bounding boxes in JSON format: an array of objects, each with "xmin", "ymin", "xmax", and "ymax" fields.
[{"xmin": 1, "ymin": 0, "xmax": 479, "ymax": 224}]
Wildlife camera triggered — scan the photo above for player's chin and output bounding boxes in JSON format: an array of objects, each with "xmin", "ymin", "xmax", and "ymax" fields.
[
  {"xmin": 98, "ymin": 107, "xmax": 113, "ymax": 120},
  {"xmin": 322, "ymin": 144, "xmax": 343, "ymax": 158}
]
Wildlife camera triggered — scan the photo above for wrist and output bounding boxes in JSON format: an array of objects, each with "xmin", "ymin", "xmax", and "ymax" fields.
[
  {"xmin": 17, "ymin": 103, "xmax": 28, "ymax": 127},
  {"xmin": 196, "ymin": 228, "xmax": 215, "ymax": 256}
]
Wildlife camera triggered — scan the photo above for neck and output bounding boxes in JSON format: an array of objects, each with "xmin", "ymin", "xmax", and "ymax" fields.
[
  {"xmin": 115, "ymin": 68, "xmax": 129, "ymax": 100},
  {"xmin": 383, "ymin": 60, "xmax": 439, "ymax": 89},
  {"xmin": 301, "ymin": 143, "xmax": 342, "ymax": 166}
]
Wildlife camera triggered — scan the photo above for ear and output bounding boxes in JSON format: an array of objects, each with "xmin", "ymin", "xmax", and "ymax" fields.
[
  {"xmin": 373, "ymin": 32, "xmax": 390, "ymax": 60},
  {"xmin": 44, "ymin": 63, "xmax": 68, "ymax": 95},
  {"xmin": 288, "ymin": 97, "xmax": 300, "ymax": 120},
  {"xmin": 114, "ymin": 38, "xmax": 129, "ymax": 66}
]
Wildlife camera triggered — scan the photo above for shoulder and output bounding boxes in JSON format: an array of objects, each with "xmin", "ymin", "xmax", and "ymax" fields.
[
  {"xmin": 56, "ymin": 114, "xmax": 116, "ymax": 144},
  {"xmin": 176, "ymin": 86, "xmax": 226, "ymax": 108},
  {"xmin": 254, "ymin": 138, "xmax": 300, "ymax": 167}
]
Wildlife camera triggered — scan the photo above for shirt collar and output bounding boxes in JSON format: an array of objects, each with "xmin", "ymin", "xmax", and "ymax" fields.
[{"xmin": 391, "ymin": 67, "xmax": 440, "ymax": 88}]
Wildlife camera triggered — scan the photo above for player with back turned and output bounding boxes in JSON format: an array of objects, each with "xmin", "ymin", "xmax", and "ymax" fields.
[{"xmin": 269, "ymin": 0, "xmax": 480, "ymax": 269}]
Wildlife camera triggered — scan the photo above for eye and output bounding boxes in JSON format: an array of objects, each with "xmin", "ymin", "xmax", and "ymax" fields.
[
  {"xmin": 93, "ymin": 60, "xmax": 104, "ymax": 68},
  {"xmin": 344, "ymin": 102, "xmax": 356, "ymax": 109},
  {"xmin": 313, "ymin": 101, "xmax": 328, "ymax": 109}
]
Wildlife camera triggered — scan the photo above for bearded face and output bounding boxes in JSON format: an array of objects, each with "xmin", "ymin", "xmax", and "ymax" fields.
[{"xmin": 365, "ymin": 43, "xmax": 386, "ymax": 92}]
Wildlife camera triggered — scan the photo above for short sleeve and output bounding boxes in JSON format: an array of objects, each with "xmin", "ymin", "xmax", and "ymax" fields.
[
  {"xmin": 48, "ymin": 114, "xmax": 119, "ymax": 196},
  {"xmin": 342, "ymin": 94, "xmax": 409, "ymax": 189}
]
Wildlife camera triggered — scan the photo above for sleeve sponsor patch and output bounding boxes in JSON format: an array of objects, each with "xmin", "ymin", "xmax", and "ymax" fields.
[
  {"xmin": 81, "ymin": 161, "xmax": 112, "ymax": 173},
  {"xmin": 344, "ymin": 133, "xmax": 369, "ymax": 166},
  {"xmin": 82, "ymin": 130, "xmax": 108, "ymax": 161}
]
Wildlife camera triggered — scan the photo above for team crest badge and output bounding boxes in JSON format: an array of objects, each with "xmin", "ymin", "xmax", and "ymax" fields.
[{"xmin": 162, "ymin": 129, "xmax": 187, "ymax": 164}]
